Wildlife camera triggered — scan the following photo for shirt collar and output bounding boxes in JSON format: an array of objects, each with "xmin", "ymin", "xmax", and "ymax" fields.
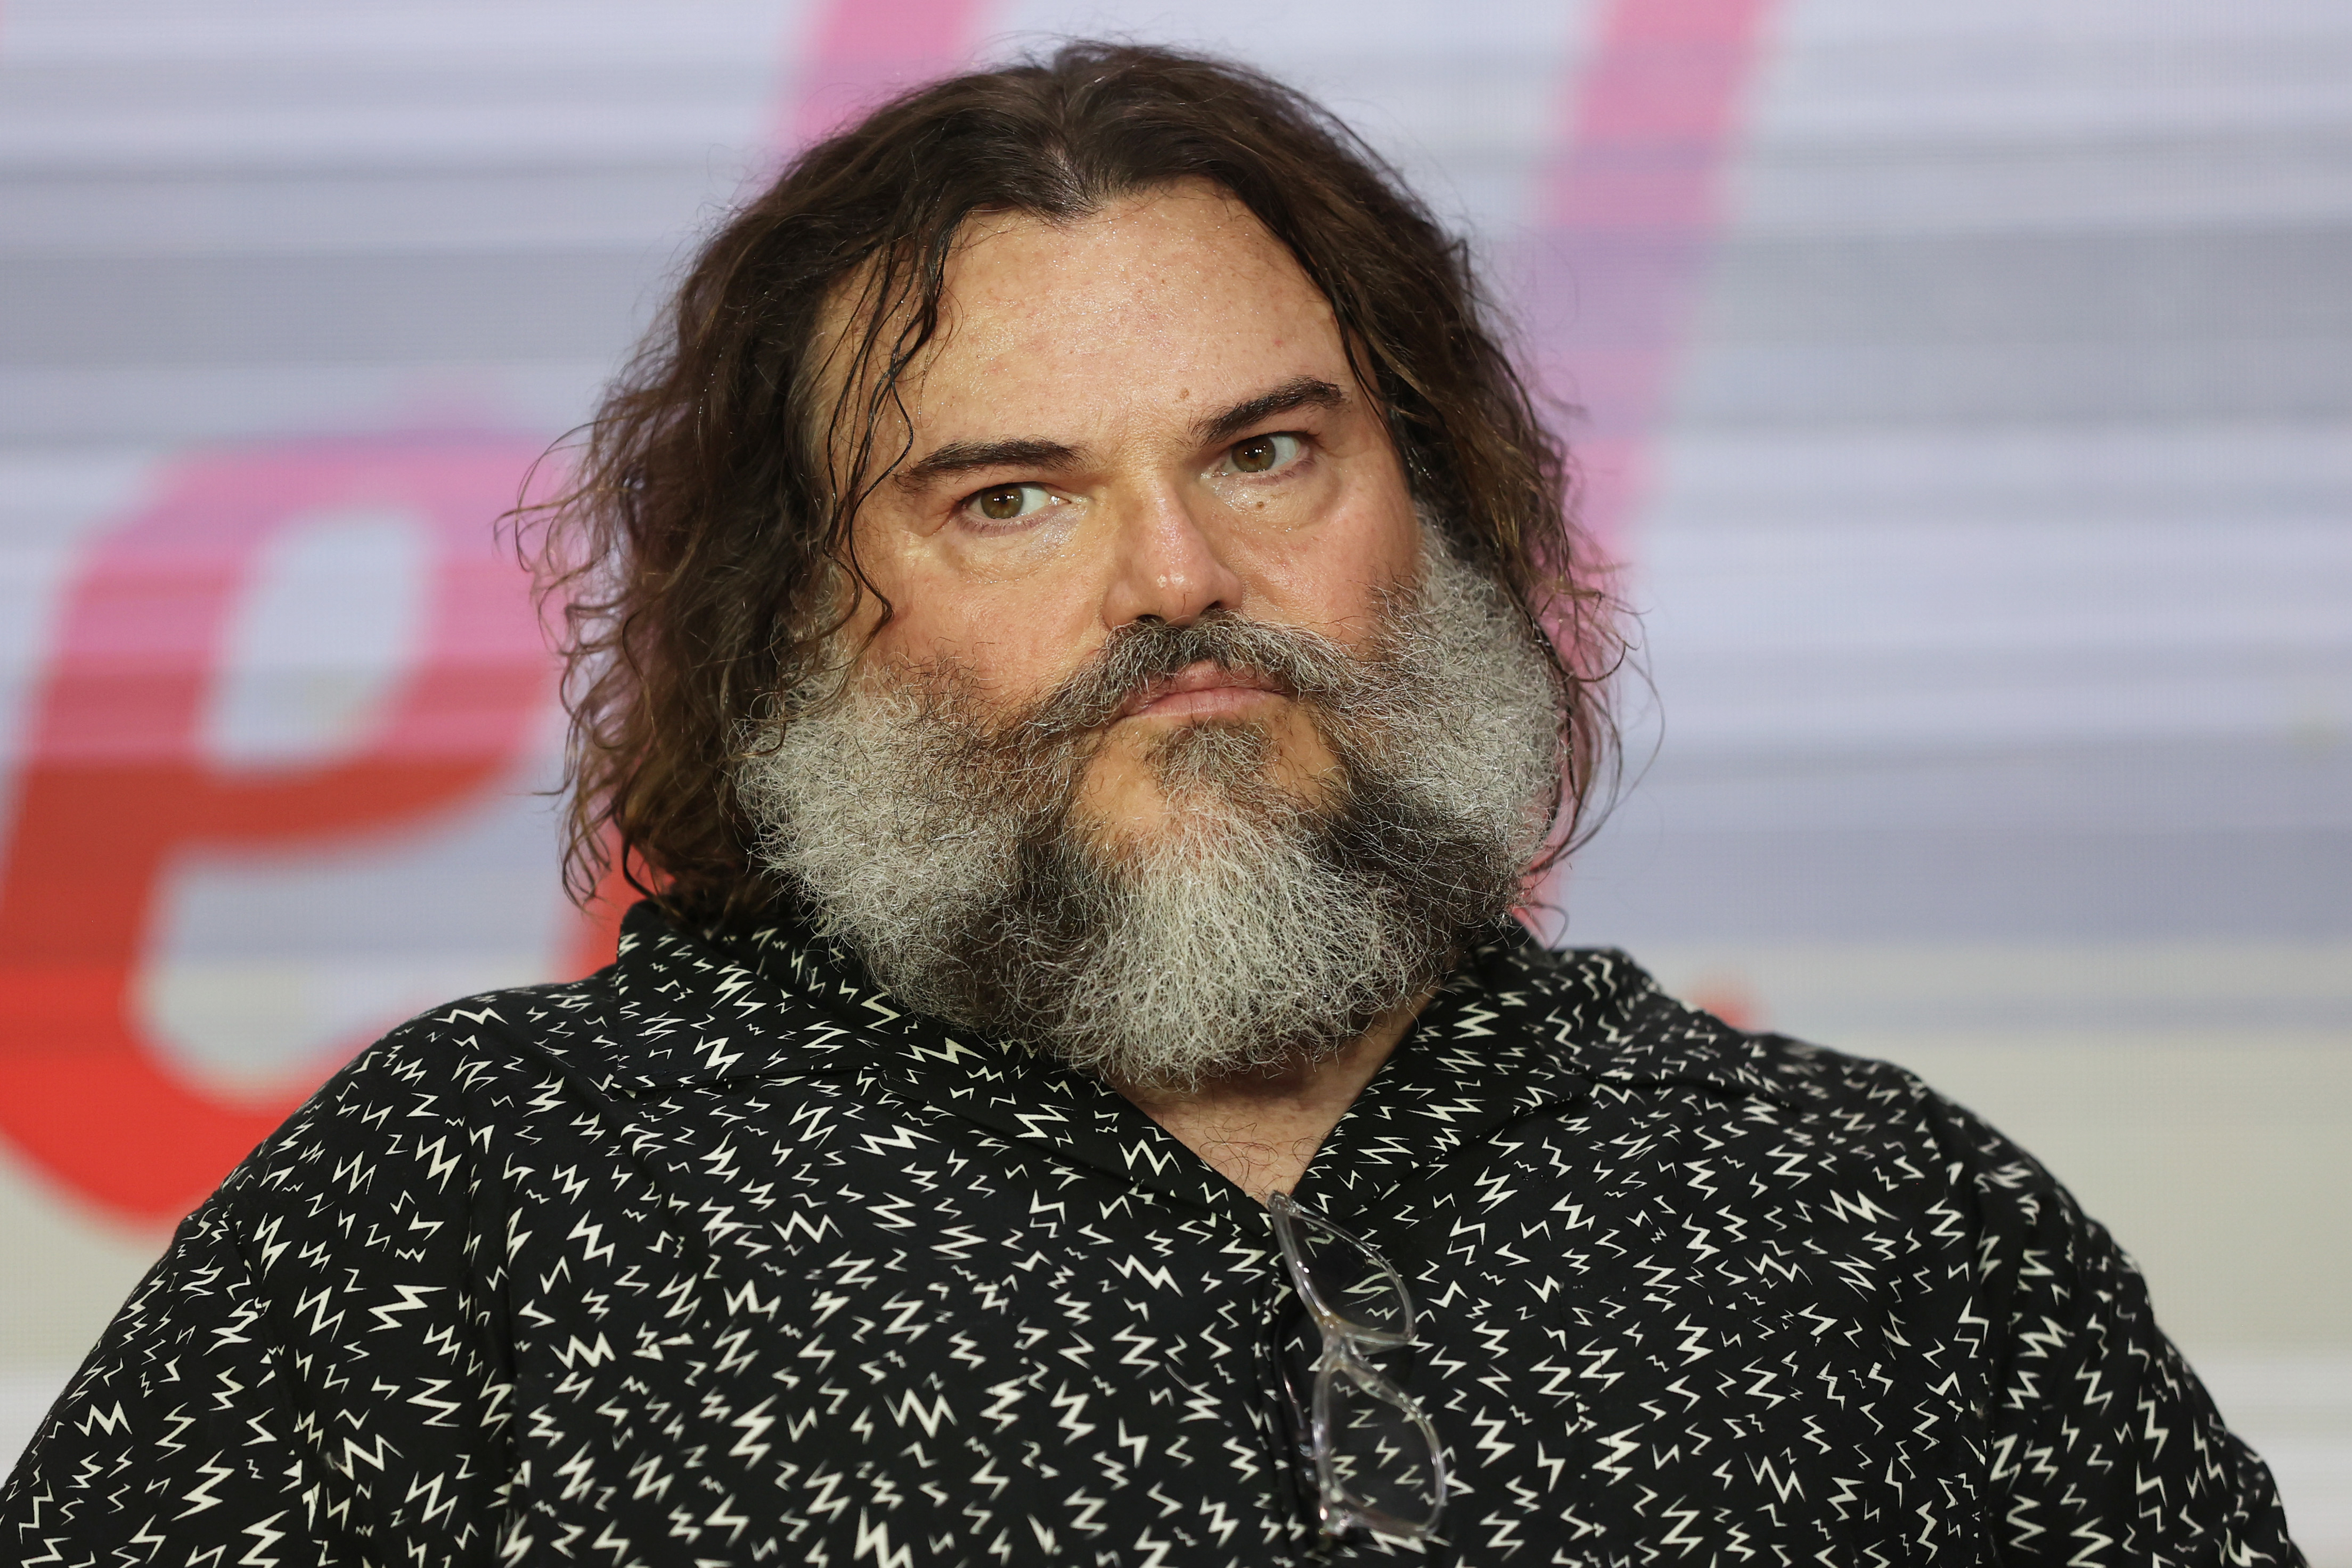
[
  {"xmin": 584, "ymin": 901, "xmax": 1793, "ymax": 1219},
  {"xmin": 1292, "ymin": 928, "xmax": 1800, "ymax": 1218},
  {"xmin": 593, "ymin": 901, "xmax": 1245, "ymax": 1217}
]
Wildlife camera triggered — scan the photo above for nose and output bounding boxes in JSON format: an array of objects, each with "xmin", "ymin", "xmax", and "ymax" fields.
[{"xmin": 1098, "ymin": 490, "xmax": 1248, "ymax": 630}]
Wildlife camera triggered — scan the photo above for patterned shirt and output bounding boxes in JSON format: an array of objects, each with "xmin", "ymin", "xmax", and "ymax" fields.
[{"xmin": 4, "ymin": 902, "xmax": 2303, "ymax": 1566}]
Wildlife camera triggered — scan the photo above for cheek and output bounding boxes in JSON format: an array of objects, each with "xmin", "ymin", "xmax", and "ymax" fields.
[
  {"xmin": 1241, "ymin": 490, "xmax": 1419, "ymax": 637},
  {"xmin": 863, "ymin": 551, "xmax": 1101, "ymax": 702}
]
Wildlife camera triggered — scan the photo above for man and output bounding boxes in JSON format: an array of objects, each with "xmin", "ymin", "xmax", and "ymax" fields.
[{"xmin": 2, "ymin": 42, "xmax": 2302, "ymax": 1567}]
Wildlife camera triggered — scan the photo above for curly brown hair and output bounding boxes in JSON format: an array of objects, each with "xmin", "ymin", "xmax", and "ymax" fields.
[{"xmin": 523, "ymin": 39, "xmax": 1618, "ymax": 922}]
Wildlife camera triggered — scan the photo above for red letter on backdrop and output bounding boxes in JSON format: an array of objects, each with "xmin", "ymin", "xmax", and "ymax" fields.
[{"xmin": 0, "ymin": 436, "xmax": 554, "ymax": 1223}]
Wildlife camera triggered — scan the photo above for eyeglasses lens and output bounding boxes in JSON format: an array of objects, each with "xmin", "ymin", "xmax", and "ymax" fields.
[
  {"xmin": 1286, "ymin": 1205, "xmax": 1414, "ymax": 1345},
  {"xmin": 1317, "ymin": 1359, "xmax": 1446, "ymax": 1536}
]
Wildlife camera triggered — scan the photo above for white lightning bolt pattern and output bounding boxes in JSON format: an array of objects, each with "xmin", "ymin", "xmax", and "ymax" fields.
[
  {"xmin": 1593, "ymin": 1428, "xmax": 1641, "ymax": 1483},
  {"xmin": 1049, "ymin": 1386, "xmax": 1095, "ymax": 1442},
  {"xmin": 1656, "ymin": 1498, "xmax": 1706, "ymax": 1554},
  {"xmin": 850, "ymin": 1509, "xmax": 913, "ymax": 1568},
  {"xmin": 236, "ymin": 1508, "xmax": 289, "ymax": 1566},
  {"xmin": 365, "ymin": 1284, "xmax": 440, "ymax": 1334},
  {"xmin": 178, "ymin": 1455, "xmax": 234, "ymax": 1518},
  {"xmin": 4, "ymin": 868, "xmax": 2290, "ymax": 1564},
  {"xmin": 979, "ymin": 1379, "xmax": 1025, "ymax": 1430},
  {"xmin": 1064, "ymin": 1492, "xmax": 1108, "ymax": 1537}
]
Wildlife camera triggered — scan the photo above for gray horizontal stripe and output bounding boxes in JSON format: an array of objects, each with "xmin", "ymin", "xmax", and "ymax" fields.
[
  {"xmin": 1562, "ymin": 821, "xmax": 2352, "ymax": 944},
  {"xmin": 0, "ymin": 250, "xmax": 668, "ymax": 366},
  {"xmin": 1672, "ymin": 338, "xmax": 2352, "ymax": 424},
  {"xmin": 1692, "ymin": 226, "xmax": 2352, "ymax": 343},
  {"xmin": 0, "ymin": 165, "xmax": 743, "ymax": 258},
  {"xmin": 1592, "ymin": 738, "xmax": 2352, "ymax": 835},
  {"xmin": 1730, "ymin": 135, "xmax": 2352, "ymax": 238},
  {"xmin": 1566, "ymin": 738, "xmax": 2352, "ymax": 942},
  {"xmin": 0, "ymin": 58, "xmax": 775, "ymax": 172},
  {"xmin": 0, "ymin": 362, "xmax": 613, "ymax": 445}
]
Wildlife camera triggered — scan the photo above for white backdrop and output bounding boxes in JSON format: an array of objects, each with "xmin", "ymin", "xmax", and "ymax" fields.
[{"xmin": 1, "ymin": 0, "xmax": 2346, "ymax": 1548}]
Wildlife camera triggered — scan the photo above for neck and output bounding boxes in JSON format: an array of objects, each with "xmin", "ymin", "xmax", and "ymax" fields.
[{"xmin": 1109, "ymin": 989, "xmax": 1431, "ymax": 1202}]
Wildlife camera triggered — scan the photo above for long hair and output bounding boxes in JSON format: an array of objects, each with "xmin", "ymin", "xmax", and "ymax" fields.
[{"xmin": 522, "ymin": 39, "xmax": 1619, "ymax": 922}]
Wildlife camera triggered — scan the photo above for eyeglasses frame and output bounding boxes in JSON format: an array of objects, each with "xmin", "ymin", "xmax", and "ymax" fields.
[{"xmin": 1265, "ymin": 1190, "xmax": 1451, "ymax": 1546}]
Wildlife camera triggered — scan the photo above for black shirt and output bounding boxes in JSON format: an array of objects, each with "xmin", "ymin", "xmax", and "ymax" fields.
[{"xmin": 3, "ymin": 902, "xmax": 2303, "ymax": 1565}]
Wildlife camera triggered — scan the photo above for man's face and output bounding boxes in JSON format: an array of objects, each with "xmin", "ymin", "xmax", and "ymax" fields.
[
  {"xmin": 761, "ymin": 180, "xmax": 1561, "ymax": 1086},
  {"xmin": 841, "ymin": 179, "xmax": 1423, "ymax": 842}
]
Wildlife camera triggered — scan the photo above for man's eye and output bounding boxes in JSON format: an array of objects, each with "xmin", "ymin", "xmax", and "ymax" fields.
[
  {"xmin": 967, "ymin": 483, "xmax": 1055, "ymax": 523},
  {"xmin": 1223, "ymin": 432, "xmax": 1305, "ymax": 476}
]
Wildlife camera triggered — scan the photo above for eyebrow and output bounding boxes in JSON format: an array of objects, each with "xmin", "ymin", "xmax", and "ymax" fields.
[
  {"xmin": 894, "ymin": 436, "xmax": 1081, "ymax": 491},
  {"xmin": 893, "ymin": 375, "xmax": 1352, "ymax": 493},
  {"xmin": 1192, "ymin": 375, "xmax": 1348, "ymax": 449}
]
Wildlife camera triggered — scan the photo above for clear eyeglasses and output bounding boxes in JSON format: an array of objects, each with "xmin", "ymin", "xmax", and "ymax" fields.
[{"xmin": 1265, "ymin": 1191, "xmax": 1450, "ymax": 1547}]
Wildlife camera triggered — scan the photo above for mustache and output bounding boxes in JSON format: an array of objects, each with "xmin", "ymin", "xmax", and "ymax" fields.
[{"xmin": 1011, "ymin": 610, "xmax": 1371, "ymax": 741}]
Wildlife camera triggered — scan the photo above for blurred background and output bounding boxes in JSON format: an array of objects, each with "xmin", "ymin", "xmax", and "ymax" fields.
[{"xmin": 1, "ymin": 0, "xmax": 2345, "ymax": 1550}]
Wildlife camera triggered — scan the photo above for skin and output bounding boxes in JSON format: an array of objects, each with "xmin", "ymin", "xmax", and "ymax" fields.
[{"xmin": 837, "ymin": 180, "xmax": 1429, "ymax": 1199}]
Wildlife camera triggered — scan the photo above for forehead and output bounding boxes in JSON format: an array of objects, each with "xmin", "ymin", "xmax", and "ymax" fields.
[
  {"xmin": 834, "ymin": 181, "xmax": 1350, "ymax": 436},
  {"xmin": 949, "ymin": 180, "xmax": 1330, "ymax": 340}
]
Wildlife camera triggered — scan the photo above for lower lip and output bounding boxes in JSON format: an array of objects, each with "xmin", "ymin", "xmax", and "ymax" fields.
[{"xmin": 1128, "ymin": 686, "xmax": 1280, "ymax": 721}]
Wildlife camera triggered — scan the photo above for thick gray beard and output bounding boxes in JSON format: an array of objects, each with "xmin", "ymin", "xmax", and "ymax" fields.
[{"xmin": 736, "ymin": 537, "xmax": 1565, "ymax": 1091}]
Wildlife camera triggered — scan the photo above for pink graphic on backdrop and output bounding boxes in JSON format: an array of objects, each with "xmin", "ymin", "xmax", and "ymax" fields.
[
  {"xmin": 0, "ymin": 1, "xmax": 1776, "ymax": 1221},
  {"xmin": 0, "ymin": 436, "xmax": 554, "ymax": 1221},
  {"xmin": 1519, "ymin": 0, "xmax": 1777, "ymax": 928},
  {"xmin": 1525, "ymin": 0, "xmax": 1778, "ymax": 555},
  {"xmin": 783, "ymin": 0, "xmax": 995, "ymax": 148},
  {"xmin": 0, "ymin": 1, "xmax": 1011, "ymax": 1225}
]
